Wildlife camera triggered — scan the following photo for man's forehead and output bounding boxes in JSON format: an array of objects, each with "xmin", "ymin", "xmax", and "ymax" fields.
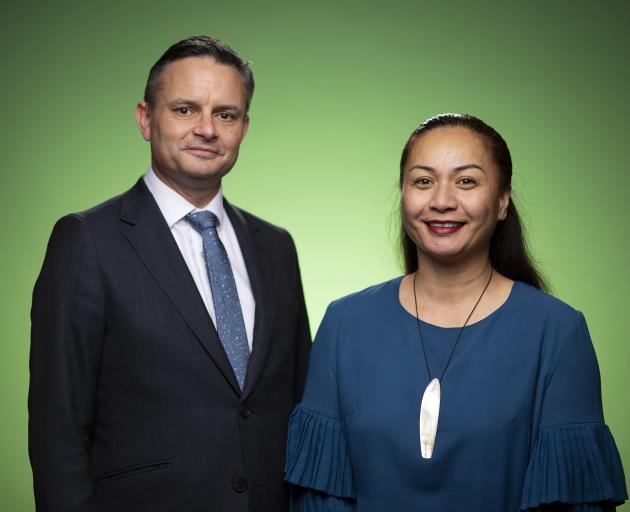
[
  {"xmin": 161, "ymin": 56, "xmax": 237, "ymax": 80},
  {"xmin": 156, "ymin": 57, "xmax": 246, "ymax": 103}
]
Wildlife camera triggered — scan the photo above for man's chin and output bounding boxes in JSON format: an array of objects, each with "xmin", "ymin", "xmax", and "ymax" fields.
[
  {"xmin": 181, "ymin": 168, "xmax": 230, "ymax": 182},
  {"xmin": 178, "ymin": 156, "xmax": 234, "ymax": 178},
  {"xmin": 153, "ymin": 165, "xmax": 227, "ymax": 193}
]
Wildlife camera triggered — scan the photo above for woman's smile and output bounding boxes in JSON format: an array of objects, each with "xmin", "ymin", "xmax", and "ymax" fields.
[{"xmin": 424, "ymin": 221, "xmax": 465, "ymax": 235}]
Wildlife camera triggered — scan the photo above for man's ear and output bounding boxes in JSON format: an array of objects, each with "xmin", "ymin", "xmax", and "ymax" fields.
[
  {"xmin": 241, "ymin": 114, "xmax": 250, "ymax": 141},
  {"xmin": 135, "ymin": 101, "xmax": 151, "ymax": 141}
]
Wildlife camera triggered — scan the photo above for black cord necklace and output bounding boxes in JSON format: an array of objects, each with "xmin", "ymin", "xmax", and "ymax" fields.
[{"xmin": 413, "ymin": 269, "xmax": 494, "ymax": 459}]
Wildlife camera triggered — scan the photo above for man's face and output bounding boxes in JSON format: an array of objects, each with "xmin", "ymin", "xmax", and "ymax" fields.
[{"xmin": 136, "ymin": 56, "xmax": 249, "ymax": 195}]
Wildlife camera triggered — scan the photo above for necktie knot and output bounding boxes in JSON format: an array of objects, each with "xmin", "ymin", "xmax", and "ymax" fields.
[{"xmin": 186, "ymin": 211, "xmax": 219, "ymax": 233}]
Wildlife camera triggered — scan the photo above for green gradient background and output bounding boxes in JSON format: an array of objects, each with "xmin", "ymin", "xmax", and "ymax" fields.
[{"xmin": 1, "ymin": 0, "xmax": 628, "ymax": 509}]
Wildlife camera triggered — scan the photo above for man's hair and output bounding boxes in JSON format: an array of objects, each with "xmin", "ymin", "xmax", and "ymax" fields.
[{"xmin": 144, "ymin": 36, "xmax": 255, "ymax": 114}]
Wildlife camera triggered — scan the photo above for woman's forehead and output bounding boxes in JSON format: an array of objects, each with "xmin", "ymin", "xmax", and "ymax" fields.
[{"xmin": 408, "ymin": 127, "xmax": 492, "ymax": 166}]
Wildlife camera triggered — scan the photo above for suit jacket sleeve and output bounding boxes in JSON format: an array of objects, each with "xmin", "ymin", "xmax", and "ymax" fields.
[
  {"xmin": 287, "ymin": 233, "xmax": 311, "ymax": 404},
  {"xmin": 29, "ymin": 214, "xmax": 105, "ymax": 511}
]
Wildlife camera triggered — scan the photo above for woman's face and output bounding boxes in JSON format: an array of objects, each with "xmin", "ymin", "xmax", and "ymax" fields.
[{"xmin": 401, "ymin": 126, "xmax": 510, "ymax": 265}]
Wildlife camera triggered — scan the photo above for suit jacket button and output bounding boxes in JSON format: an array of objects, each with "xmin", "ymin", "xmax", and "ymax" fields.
[
  {"xmin": 240, "ymin": 406, "xmax": 252, "ymax": 419},
  {"xmin": 233, "ymin": 476, "xmax": 248, "ymax": 493}
]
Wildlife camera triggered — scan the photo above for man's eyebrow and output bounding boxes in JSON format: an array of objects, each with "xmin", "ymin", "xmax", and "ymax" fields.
[
  {"xmin": 167, "ymin": 99, "xmax": 242, "ymax": 113},
  {"xmin": 167, "ymin": 98, "xmax": 201, "ymax": 107},
  {"xmin": 407, "ymin": 164, "xmax": 485, "ymax": 173},
  {"xmin": 213, "ymin": 103, "xmax": 242, "ymax": 112}
]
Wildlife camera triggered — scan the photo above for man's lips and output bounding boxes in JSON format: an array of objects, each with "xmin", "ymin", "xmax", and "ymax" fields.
[
  {"xmin": 183, "ymin": 146, "xmax": 222, "ymax": 157},
  {"xmin": 424, "ymin": 221, "xmax": 465, "ymax": 235}
]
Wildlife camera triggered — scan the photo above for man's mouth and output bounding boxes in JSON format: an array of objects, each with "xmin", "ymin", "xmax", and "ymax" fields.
[{"xmin": 183, "ymin": 146, "xmax": 222, "ymax": 157}]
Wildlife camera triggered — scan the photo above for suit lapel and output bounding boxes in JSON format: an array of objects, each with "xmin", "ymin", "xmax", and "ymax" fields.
[
  {"xmin": 120, "ymin": 179, "xmax": 241, "ymax": 395},
  {"xmin": 224, "ymin": 200, "xmax": 276, "ymax": 401}
]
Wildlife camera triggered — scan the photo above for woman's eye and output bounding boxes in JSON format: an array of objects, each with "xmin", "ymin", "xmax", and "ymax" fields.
[
  {"xmin": 415, "ymin": 177, "xmax": 432, "ymax": 186},
  {"xmin": 458, "ymin": 178, "xmax": 476, "ymax": 186}
]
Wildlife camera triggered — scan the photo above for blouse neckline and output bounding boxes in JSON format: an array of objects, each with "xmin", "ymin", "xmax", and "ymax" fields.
[{"xmin": 393, "ymin": 276, "xmax": 519, "ymax": 331}]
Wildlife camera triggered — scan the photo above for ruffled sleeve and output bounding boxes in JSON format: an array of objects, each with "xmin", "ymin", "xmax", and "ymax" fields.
[
  {"xmin": 521, "ymin": 423, "xmax": 626, "ymax": 510},
  {"xmin": 285, "ymin": 304, "xmax": 356, "ymax": 511},
  {"xmin": 520, "ymin": 313, "xmax": 627, "ymax": 511},
  {"xmin": 286, "ymin": 405, "xmax": 355, "ymax": 497}
]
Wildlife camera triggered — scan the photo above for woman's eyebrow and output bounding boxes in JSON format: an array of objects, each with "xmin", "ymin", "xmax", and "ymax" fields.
[{"xmin": 408, "ymin": 164, "xmax": 485, "ymax": 173}]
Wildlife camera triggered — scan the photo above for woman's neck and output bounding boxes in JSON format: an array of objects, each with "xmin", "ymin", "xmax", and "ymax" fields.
[
  {"xmin": 399, "ymin": 252, "xmax": 514, "ymax": 328},
  {"xmin": 414, "ymin": 255, "xmax": 493, "ymax": 307}
]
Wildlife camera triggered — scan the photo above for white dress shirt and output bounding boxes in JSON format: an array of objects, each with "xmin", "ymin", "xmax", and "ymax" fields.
[{"xmin": 143, "ymin": 168, "xmax": 256, "ymax": 351}]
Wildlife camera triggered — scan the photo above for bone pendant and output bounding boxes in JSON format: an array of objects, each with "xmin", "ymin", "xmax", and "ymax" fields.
[{"xmin": 419, "ymin": 378, "xmax": 441, "ymax": 459}]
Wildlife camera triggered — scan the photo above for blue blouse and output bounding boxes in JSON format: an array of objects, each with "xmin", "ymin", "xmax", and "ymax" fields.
[{"xmin": 285, "ymin": 278, "xmax": 627, "ymax": 511}]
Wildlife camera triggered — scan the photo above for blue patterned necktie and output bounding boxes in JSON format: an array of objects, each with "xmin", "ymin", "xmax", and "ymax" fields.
[{"xmin": 186, "ymin": 211, "xmax": 250, "ymax": 390}]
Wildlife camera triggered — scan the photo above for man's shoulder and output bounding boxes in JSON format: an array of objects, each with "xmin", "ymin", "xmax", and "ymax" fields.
[
  {"xmin": 61, "ymin": 179, "xmax": 147, "ymax": 226},
  {"xmin": 44, "ymin": 180, "xmax": 150, "ymax": 250},
  {"xmin": 75, "ymin": 193, "xmax": 124, "ymax": 221},
  {"xmin": 227, "ymin": 202, "xmax": 294, "ymax": 244}
]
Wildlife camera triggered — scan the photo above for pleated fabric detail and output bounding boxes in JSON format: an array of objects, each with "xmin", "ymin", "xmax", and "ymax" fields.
[
  {"xmin": 289, "ymin": 487, "xmax": 355, "ymax": 512},
  {"xmin": 285, "ymin": 405, "xmax": 356, "ymax": 499},
  {"xmin": 521, "ymin": 423, "xmax": 627, "ymax": 510}
]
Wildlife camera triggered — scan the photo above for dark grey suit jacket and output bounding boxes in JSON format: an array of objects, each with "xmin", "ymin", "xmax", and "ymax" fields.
[{"xmin": 29, "ymin": 178, "xmax": 311, "ymax": 512}]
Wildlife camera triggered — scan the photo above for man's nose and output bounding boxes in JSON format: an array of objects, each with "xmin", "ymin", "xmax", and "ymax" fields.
[{"xmin": 193, "ymin": 114, "xmax": 217, "ymax": 140}]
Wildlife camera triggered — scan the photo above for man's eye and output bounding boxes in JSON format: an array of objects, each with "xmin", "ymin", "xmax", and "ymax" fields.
[
  {"xmin": 175, "ymin": 107, "xmax": 191, "ymax": 115},
  {"xmin": 218, "ymin": 112, "xmax": 235, "ymax": 120}
]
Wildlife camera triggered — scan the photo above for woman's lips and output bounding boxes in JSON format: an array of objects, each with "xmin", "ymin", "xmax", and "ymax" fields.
[{"xmin": 424, "ymin": 221, "xmax": 464, "ymax": 235}]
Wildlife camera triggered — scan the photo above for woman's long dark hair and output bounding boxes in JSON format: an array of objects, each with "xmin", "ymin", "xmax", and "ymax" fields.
[{"xmin": 399, "ymin": 113, "xmax": 548, "ymax": 292}]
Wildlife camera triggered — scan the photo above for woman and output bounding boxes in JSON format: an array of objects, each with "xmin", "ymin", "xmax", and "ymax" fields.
[{"xmin": 285, "ymin": 113, "xmax": 627, "ymax": 511}]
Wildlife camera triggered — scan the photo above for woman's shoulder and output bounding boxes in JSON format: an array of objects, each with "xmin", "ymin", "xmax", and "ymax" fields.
[
  {"xmin": 326, "ymin": 276, "xmax": 403, "ymax": 315},
  {"xmin": 319, "ymin": 277, "xmax": 404, "ymax": 329},
  {"xmin": 511, "ymin": 281, "xmax": 586, "ymax": 330}
]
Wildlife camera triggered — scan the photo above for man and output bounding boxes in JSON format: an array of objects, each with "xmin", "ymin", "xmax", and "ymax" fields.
[{"xmin": 29, "ymin": 36, "xmax": 311, "ymax": 512}]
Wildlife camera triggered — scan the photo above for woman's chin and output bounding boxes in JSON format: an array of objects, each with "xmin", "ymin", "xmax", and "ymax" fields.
[{"xmin": 417, "ymin": 245, "xmax": 489, "ymax": 267}]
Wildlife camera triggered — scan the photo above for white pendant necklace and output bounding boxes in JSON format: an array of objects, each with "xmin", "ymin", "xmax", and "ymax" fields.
[{"xmin": 413, "ymin": 270, "xmax": 493, "ymax": 459}]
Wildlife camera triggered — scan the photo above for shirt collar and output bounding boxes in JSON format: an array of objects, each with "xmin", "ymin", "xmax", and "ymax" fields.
[{"xmin": 143, "ymin": 166, "xmax": 227, "ymax": 229}]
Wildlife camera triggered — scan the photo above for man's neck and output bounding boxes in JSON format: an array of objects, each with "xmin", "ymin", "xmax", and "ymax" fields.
[{"xmin": 153, "ymin": 167, "xmax": 220, "ymax": 208}]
